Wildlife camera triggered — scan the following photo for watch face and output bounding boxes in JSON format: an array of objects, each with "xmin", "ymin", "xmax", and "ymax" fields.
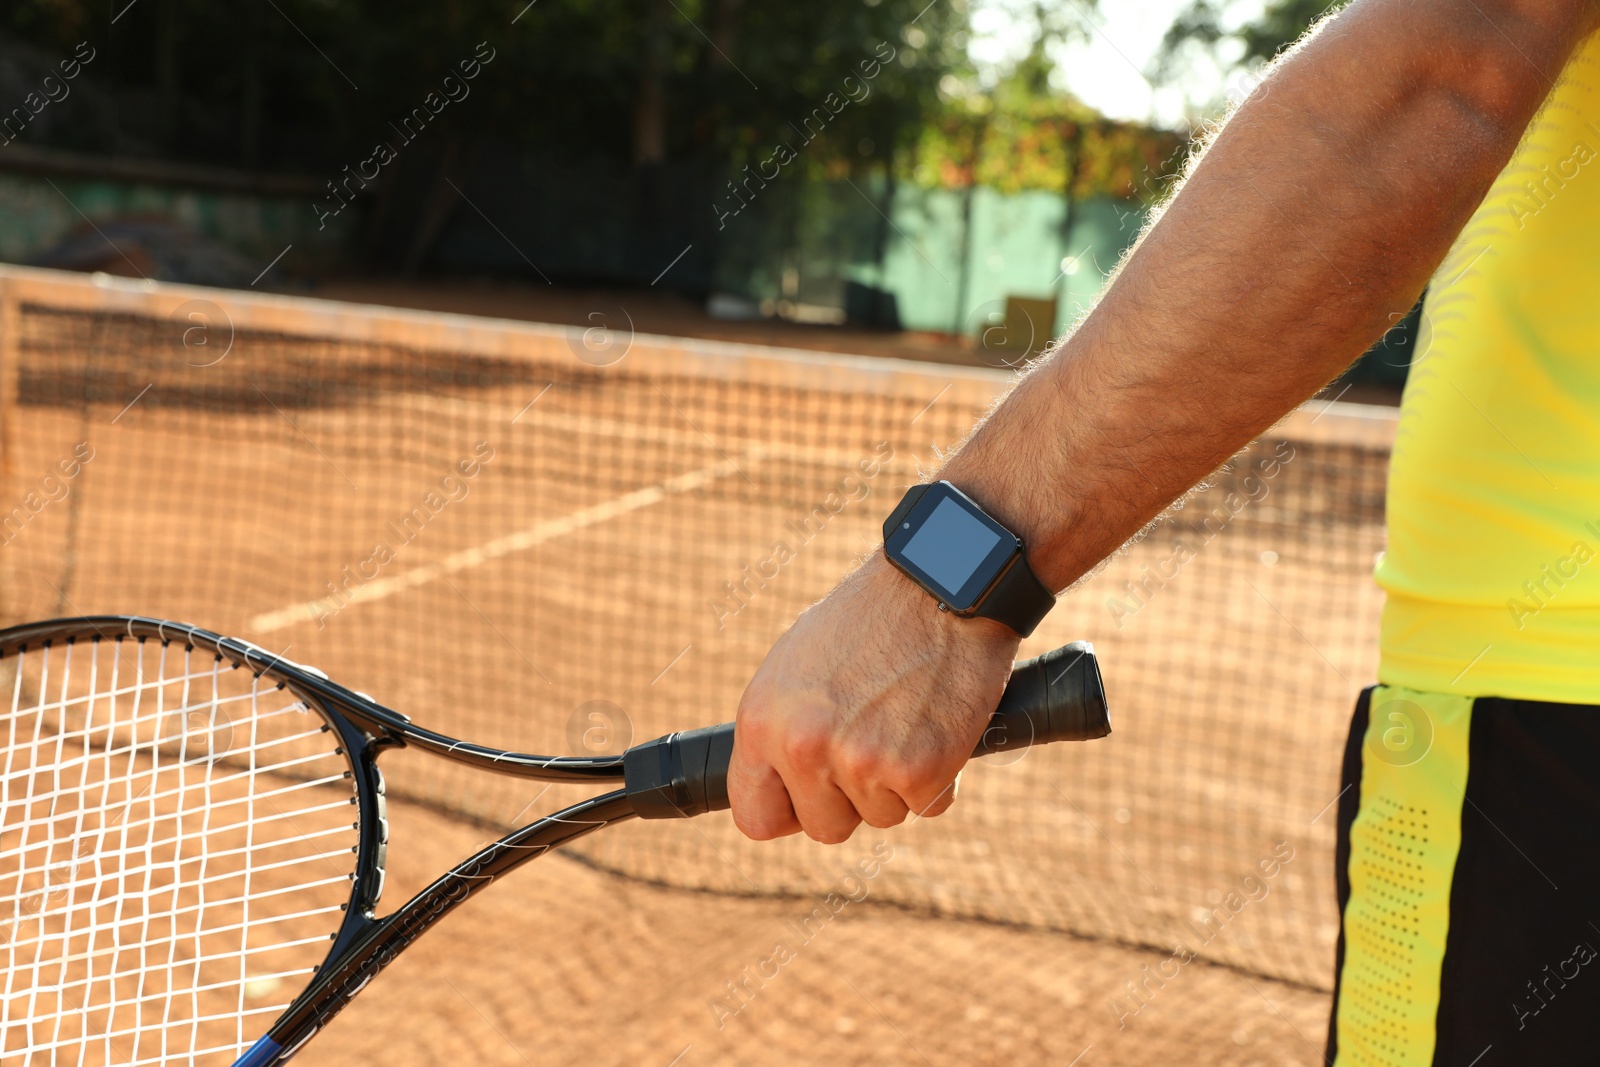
[{"xmin": 885, "ymin": 483, "xmax": 1021, "ymax": 612}]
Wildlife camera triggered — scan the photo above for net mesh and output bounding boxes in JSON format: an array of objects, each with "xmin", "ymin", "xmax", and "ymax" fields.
[{"xmin": 0, "ymin": 269, "xmax": 1392, "ymax": 1060}]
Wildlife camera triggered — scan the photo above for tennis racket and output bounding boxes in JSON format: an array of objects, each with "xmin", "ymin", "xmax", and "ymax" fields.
[{"xmin": 0, "ymin": 615, "xmax": 1109, "ymax": 1066}]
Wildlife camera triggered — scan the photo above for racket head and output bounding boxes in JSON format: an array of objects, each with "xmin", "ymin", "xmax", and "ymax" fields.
[{"xmin": 0, "ymin": 616, "xmax": 386, "ymax": 1067}]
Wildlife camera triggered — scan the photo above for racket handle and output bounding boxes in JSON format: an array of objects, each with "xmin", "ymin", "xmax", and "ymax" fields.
[{"xmin": 623, "ymin": 641, "xmax": 1109, "ymax": 820}]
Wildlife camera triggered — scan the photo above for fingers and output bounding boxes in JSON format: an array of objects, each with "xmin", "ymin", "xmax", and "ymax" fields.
[
  {"xmin": 731, "ymin": 723, "xmax": 962, "ymax": 842},
  {"xmin": 733, "ymin": 715, "xmax": 866, "ymax": 843},
  {"xmin": 723, "ymin": 569, "xmax": 1004, "ymax": 845},
  {"xmin": 783, "ymin": 772, "xmax": 863, "ymax": 844},
  {"xmin": 728, "ymin": 758, "xmax": 867, "ymax": 843},
  {"xmin": 733, "ymin": 758, "xmax": 961, "ymax": 840},
  {"xmin": 839, "ymin": 779, "xmax": 911, "ymax": 830},
  {"xmin": 770, "ymin": 716, "xmax": 866, "ymax": 843},
  {"xmin": 790, "ymin": 758, "xmax": 962, "ymax": 838},
  {"xmin": 732, "ymin": 711, "xmax": 923, "ymax": 841},
  {"xmin": 834, "ymin": 742, "xmax": 920, "ymax": 829},
  {"xmin": 726, "ymin": 738, "xmax": 802, "ymax": 841}
]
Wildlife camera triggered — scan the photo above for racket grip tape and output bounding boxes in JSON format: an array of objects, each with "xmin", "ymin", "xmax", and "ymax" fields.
[{"xmin": 623, "ymin": 641, "xmax": 1109, "ymax": 820}]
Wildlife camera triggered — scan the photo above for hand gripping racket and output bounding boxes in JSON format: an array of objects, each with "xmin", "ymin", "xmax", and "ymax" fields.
[{"xmin": 0, "ymin": 616, "xmax": 1109, "ymax": 1066}]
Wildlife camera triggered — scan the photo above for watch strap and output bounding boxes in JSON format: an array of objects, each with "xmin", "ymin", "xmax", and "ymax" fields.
[{"xmin": 976, "ymin": 551, "xmax": 1055, "ymax": 638}]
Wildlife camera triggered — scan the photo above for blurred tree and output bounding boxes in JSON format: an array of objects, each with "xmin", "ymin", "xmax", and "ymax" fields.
[
  {"xmin": 0, "ymin": 0, "xmax": 958, "ymax": 175},
  {"xmin": 908, "ymin": 4, "xmax": 1181, "ymax": 200},
  {"xmin": 0, "ymin": 0, "xmax": 969, "ymax": 276},
  {"xmin": 1157, "ymin": 0, "xmax": 1337, "ymax": 92},
  {"xmin": 0, "ymin": 0, "xmax": 1180, "ymax": 285}
]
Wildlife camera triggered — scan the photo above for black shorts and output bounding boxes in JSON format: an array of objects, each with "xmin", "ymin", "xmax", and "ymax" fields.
[{"xmin": 1327, "ymin": 686, "xmax": 1600, "ymax": 1064}]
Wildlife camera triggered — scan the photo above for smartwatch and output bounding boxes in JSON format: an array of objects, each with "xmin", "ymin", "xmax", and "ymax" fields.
[{"xmin": 882, "ymin": 481, "xmax": 1055, "ymax": 637}]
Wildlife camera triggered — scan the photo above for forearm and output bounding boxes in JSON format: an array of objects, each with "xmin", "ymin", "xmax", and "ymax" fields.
[
  {"xmin": 938, "ymin": 0, "xmax": 1599, "ymax": 592},
  {"xmin": 726, "ymin": 0, "xmax": 1600, "ymax": 845}
]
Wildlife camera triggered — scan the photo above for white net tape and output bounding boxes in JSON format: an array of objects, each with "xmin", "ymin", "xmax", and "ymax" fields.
[{"xmin": 0, "ymin": 637, "xmax": 358, "ymax": 1065}]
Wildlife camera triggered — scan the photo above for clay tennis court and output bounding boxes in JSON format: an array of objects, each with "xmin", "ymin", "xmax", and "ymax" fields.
[{"xmin": 0, "ymin": 265, "xmax": 1393, "ymax": 1064}]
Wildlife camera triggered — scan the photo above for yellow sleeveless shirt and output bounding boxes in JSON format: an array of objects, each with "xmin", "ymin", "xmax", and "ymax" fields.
[{"xmin": 1376, "ymin": 35, "xmax": 1600, "ymax": 702}]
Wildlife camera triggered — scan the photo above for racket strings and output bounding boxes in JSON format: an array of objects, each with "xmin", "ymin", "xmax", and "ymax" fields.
[{"xmin": 0, "ymin": 638, "xmax": 361, "ymax": 1065}]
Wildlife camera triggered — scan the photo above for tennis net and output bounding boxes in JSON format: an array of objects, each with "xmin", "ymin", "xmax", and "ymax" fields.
[{"xmin": 0, "ymin": 264, "xmax": 1393, "ymax": 1001}]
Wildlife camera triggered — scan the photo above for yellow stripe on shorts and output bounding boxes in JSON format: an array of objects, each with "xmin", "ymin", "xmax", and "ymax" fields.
[{"xmin": 1333, "ymin": 687, "xmax": 1473, "ymax": 1067}]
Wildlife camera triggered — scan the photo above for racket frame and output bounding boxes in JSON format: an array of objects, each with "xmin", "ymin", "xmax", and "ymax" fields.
[
  {"xmin": 0, "ymin": 616, "xmax": 636, "ymax": 1067},
  {"xmin": 4, "ymin": 614, "xmax": 1108, "ymax": 1066}
]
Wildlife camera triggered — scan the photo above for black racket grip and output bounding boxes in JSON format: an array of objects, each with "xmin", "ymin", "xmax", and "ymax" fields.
[{"xmin": 623, "ymin": 641, "xmax": 1109, "ymax": 820}]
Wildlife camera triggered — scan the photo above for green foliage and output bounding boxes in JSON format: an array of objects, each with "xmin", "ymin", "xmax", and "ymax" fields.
[
  {"xmin": 904, "ymin": 9, "xmax": 1184, "ymax": 201},
  {"xmin": 0, "ymin": 0, "xmax": 1179, "ymax": 198},
  {"xmin": 1235, "ymin": 0, "xmax": 1340, "ymax": 62},
  {"xmin": 906, "ymin": 96, "xmax": 1183, "ymax": 199}
]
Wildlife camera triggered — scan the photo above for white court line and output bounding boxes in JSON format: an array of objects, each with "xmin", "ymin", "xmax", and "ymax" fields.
[
  {"xmin": 249, "ymin": 389, "xmax": 922, "ymax": 635},
  {"xmin": 247, "ymin": 449, "xmax": 763, "ymax": 633}
]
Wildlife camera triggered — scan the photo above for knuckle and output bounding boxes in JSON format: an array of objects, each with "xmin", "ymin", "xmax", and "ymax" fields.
[
  {"xmin": 837, "ymin": 741, "xmax": 886, "ymax": 785},
  {"xmin": 884, "ymin": 751, "xmax": 945, "ymax": 796},
  {"xmin": 734, "ymin": 709, "xmax": 772, "ymax": 750},
  {"xmin": 861, "ymin": 807, "xmax": 908, "ymax": 830},
  {"xmin": 780, "ymin": 721, "xmax": 832, "ymax": 771}
]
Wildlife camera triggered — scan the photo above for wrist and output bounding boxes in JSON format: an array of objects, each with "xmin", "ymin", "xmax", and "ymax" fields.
[
  {"xmin": 857, "ymin": 551, "xmax": 1021, "ymax": 649},
  {"xmin": 928, "ymin": 366, "xmax": 1097, "ymax": 594}
]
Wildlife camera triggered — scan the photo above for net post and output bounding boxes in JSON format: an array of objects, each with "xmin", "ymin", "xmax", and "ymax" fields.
[
  {"xmin": 0, "ymin": 272, "xmax": 19, "ymax": 625},
  {"xmin": 0, "ymin": 273, "xmax": 16, "ymax": 473}
]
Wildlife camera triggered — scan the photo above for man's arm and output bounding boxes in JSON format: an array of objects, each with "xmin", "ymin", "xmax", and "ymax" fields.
[{"xmin": 727, "ymin": 0, "xmax": 1600, "ymax": 843}]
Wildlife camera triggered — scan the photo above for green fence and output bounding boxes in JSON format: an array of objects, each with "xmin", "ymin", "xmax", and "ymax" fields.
[
  {"xmin": 710, "ymin": 174, "xmax": 1145, "ymax": 338},
  {"xmin": 0, "ymin": 170, "xmax": 356, "ymax": 274},
  {"xmin": 0, "ymin": 157, "xmax": 1143, "ymax": 342}
]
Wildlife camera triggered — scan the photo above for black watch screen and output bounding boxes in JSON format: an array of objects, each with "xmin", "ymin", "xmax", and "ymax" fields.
[{"xmin": 883, "ymin": 482, "xmax": 1022, "ymax": 613}]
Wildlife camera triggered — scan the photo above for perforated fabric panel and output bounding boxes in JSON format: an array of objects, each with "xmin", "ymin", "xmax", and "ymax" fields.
[{"xmin": 1333, "ymin": 687, "xmax": 1473, "ymax": 1067}]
